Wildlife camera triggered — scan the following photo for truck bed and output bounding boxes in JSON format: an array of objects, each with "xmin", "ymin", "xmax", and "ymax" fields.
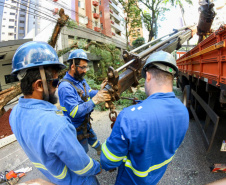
[{"xmin": 176, "ymin": 25, "xmax": 226, "ymax": 90}]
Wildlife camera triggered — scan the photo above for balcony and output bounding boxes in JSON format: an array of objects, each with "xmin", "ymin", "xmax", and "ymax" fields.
[
  {"xmin": 94, "ymin": 27, "xmax": 101, "ymax": 32},
  {"xmin": 110, "ymin": 11, "xmax": 121, "ymax": 22},
  {"xmin": 92, "ymin": 1, "xmax": 99, "ymax": 6},
  {"xmin": 53, "ymin": 8, "xmax": 58, "ymax": 15},
  {"xmin": 111, "ymin": 20, "xmax": 114, "ymax": 24},
  {"xmin": 111, "ymin": 21, "xmax": 123, "ymax": 32},
  {"xmin": 109, "ymin": 3, "xmax": 120, "ymax": 14},
  {"xmin": 93, "ymin": 13, "xmax": 99, "ymax": 19},
  {"xmin": 112, "ymin": 0, "xmax": 118, "ymax": 5}
]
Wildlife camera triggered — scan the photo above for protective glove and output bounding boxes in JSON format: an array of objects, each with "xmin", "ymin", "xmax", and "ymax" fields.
[
  {"xmin": 100, "ymin": 79, "xmax": 108, "ymax": 90},
  {"xmin": 92, "ymin": 90, "xmax": 111, "ymax": 104}
]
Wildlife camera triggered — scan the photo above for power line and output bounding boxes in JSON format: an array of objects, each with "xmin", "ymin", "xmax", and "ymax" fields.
[
  {"xmin": 1, "ymin": 1, "xmax": 124, "ymax": 40},
  {"xmin": 0, "ymin": 3, "xmax": 58, "ymax": 23},
  {"xmin": 20, "ymin": 0, "xmax": 114, "ymax": 32}
]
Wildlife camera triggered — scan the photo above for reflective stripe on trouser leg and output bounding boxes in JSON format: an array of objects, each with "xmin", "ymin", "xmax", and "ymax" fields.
[{"xmin": 87, "ymin": 127, "xmax": 100, "ymax": 149}]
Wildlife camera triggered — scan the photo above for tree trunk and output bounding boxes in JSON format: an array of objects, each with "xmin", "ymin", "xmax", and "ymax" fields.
[
  {"xmin": 48, "ymin": 8, "xmax": 69, "ymax": 48},
  {"xmin": 0, "ymin": 83, "xmax": 21, "ymax": 117}
]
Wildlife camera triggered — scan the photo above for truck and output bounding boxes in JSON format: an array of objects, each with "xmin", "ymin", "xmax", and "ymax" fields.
[{"xmin": 177, "ymin": 24, "xmax": 226, "ymax": 152}]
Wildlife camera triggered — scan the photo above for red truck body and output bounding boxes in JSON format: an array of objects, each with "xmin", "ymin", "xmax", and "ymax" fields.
[{"xmin": 176, "ymin": 25, "xmax": 226, "ymax": 152}]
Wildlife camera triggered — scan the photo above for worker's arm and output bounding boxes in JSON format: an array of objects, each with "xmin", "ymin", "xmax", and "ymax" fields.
[
  {"xmin": 100, "ymin": 111, "xmax": 130, "ymax": 170},
  {"xmin": 58, "ymin": 84, "xmax": 96, "ymax": 119},
  {"xmin": 49, "ymin": 117, "xmax": 101, "ymax": 176}
]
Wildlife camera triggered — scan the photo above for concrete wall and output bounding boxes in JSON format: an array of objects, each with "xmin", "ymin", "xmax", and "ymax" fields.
[{"xmin": 61, "ymin": 25, "xmax": 126, "ymax": 49}]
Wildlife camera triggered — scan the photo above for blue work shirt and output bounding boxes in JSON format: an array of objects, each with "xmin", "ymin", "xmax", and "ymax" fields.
[
  {"xmin": 58, "ymin": 72, "xmax": 98, "ymax": 128},
  {"xmin": 9, "ymin": 97, "xmax": 100, "ymax": 185},
  {"xmin": 101, "ymin": 92, "xmax": 189, "ymax": 185}
]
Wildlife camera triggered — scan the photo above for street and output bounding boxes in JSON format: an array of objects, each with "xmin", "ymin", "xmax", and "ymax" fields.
[{"xmin": 1, "ymin": 90, "xmax": 226, "ymax": 185}]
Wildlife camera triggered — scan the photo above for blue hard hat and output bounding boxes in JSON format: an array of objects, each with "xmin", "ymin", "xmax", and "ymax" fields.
[
  {"xmin": 68, "ymin": 49, "xmax": 90, "ymax": 62},
  {"xmin": 11, "ymin": 41, "xmax": 66, "ymax": 74}
]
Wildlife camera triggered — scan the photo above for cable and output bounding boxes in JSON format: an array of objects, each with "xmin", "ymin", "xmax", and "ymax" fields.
[
  {"xmin": 0, "ymin": 3, "xmax": 58, "ymax": 23},
  {"xmin": 1, "ymin": 1, "xmax": 125, "ymax": 40},
  {"xmin": 7, "ymin": 1, "xmax": 59, "ymax": 22},
  {"xmin": 20, "ymin": 0, "xmax": 115, "ymax": 32}
]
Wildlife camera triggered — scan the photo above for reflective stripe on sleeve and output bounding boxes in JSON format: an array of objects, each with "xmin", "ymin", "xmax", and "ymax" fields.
[
  {"xmin": 89, "ymin": 89, "xmax": 92, "ymax": 92},
  {"xmin": 91, "ymin": 140, "xmax": 98, "ymax": 148},
  {"xmin": 70, "ymin": 105, "xmax": 78, "ymax": 118},
  {"xmin": 33, "ymin": 162, "xmax": 68, "ymax": 179},
  {"xmin": 87, "ymin": 97, "xmax": 90, "ymax": 101},
  {"xmin": 122, "ymin": 155, "xmax": 175, "ymax": 177},
  {"xmin": 102, "ymin": 141, "xmax": 125, "ymax": 162},
  {"xmin": 73, "ymin": 157, "xmax": 94, "ymax": 175},
  {"xmin": 61, "ymin": 107, "xmax": 67, "ymax": 112}
]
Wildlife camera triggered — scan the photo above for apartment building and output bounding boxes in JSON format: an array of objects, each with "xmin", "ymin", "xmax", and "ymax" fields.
[
  {"xmin": 129, "ymin": 27, "xmax": 144, "ymax": 45},
  {"xmin": 0, "ymin": 0, "xmax": 36, "ymax": 42},
  {"xmin": 73, "ymin": 0, "xmax": 126, "ymax": 41}
]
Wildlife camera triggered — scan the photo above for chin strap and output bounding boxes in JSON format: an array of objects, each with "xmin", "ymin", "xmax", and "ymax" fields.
[{"xmin": 39, "ymin": 66, "xmax": 49, "ymax": 101}]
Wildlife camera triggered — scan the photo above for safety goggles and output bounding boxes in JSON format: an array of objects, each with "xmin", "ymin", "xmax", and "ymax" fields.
[
  {"xmin": 47, "ymin": 78, "xmax": 60, "ymax": 88},
  {"xmin": 76, "ymin": 65, "xmax": 89, "ymax": 70}
]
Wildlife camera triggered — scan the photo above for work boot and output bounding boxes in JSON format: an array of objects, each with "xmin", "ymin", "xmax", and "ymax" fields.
[{"xmin": 95, "ymin": 144, "xmax": 102, "ymax": 156}]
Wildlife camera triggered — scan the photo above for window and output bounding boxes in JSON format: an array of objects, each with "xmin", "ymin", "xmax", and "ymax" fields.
[
  {"xmin": 0, "ymin": 55, "xmax": 6, "ymax": 60},
  {"xmin": 99, "ymin": 0, "xmax": 101, "ymax": 5},
  {"xmin": 19, "ymin": 27, "xmax": 24, "ymax": 30},
  {"xmin": 95, "ymin": 21, "xmax": 98, "ymax": 27},
  {"xmin": 5, "ymin": 74, "xmax": 19, "ymax": 84},
  {"xmin": 21, "ymin": 9, "xmax": 26, "ymax": 12},
  {"xmin": 8, "ymin": 33, "xmax": 14, "ymax": 36},
  {"xmin": 3, "ymin": 18, "xmax": 6, "ymax": 20},
  {"xmin": 9, "ymin": 26, "xmax": 14, "ymax": 28},
  {"xmin": 2, "ymin": 25, "xmax": 5, "ymax": 27},
  {"xmin": 10, "ymin": 12, "xmax": 15, "ymax": 15},
  {"xmin": 9, "ymin": 19, "xmax": 14, "ymax": 22},
  {"xmin": 78, "ymin": 1, "xmax": 80, "ymax": 7},
  {"xmin": 137, "ymin": 29, "xmax": 140, "ymax": 31},
  {"xmin": 93, "ymin": 8, "xmax": 96, "ymax": 13},
  {"xmin": 20, "ymin": 14, "xmax": 25, "ymax": 17},
  {"xmin": 2, "ymin": 33, "xmax": 5, "ymax": 34},
  {"xmin": 101, "ymin": 23, "xmax": 103, "ymax": 30},
  {"xmin": 20, "ymin": 20, "xmax": 25, "ymax": 23},
  {"xmin": 4, "ymin": 12, "xmax": 7, "ymax": 13},
  {"xmin": 100, "ymin": 11, "xmax": 102, "ymax": 17},
  {"xmin": 11, "ymin": 6, "xmax": 16, "ymax": 9},
  {"xmin": 19, "ymin": 33, "xmax": 24, "ymax": 37}
]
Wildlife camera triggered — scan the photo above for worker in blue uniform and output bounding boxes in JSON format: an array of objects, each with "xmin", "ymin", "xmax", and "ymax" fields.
[
  {"xmin": 58, "ymin": 49, "xmax": 111, "ymax": 155},
  {"xmin": 100, "ymin": 51, "xmax": 189, "ymax": 185},
  {"xmin": 9, "ymin": 41, "xmax": 101, "ymax": 185}
]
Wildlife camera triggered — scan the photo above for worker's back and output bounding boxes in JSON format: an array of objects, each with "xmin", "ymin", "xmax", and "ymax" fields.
[{"xmin": 102, "ymin": 92, "xmax": 189, "ymax": 185}]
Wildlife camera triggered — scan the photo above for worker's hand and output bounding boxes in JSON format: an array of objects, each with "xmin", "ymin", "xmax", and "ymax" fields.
[
  {"xmin": 100, "ymin": 79, "xmax": 108, "ymax": 90},
  {"xmin": 92, "ymin": 90, "xmax": 111, "ymax": 104}
]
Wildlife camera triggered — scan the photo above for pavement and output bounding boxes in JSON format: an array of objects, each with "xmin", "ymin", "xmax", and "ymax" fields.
[{"xmin": 1, "ymin": 89, "xmax": 226, "ymax": 185}]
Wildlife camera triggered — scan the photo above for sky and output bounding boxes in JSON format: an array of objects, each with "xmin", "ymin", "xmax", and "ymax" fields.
[{"xmin": 142, "ymin": 0, "xmax": 200, "ymax": 44}]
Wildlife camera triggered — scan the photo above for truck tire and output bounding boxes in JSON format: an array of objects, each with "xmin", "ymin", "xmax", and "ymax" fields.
[
  {"xmin": 176, "ymin": 78, "xmax": 180, "ymax": 88},
  {"xmin": 183, "ymin": 85, "xmax": 192, "ymax": 117}
]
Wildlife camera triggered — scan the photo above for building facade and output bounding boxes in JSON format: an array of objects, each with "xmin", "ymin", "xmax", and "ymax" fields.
[
  {"xmin": 0, "ymin": 0, "xmax": 36, "ymax": 42},
  {"xmin": 72, "ymin": 0, "xmax": 126, "ymax": 41}
]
